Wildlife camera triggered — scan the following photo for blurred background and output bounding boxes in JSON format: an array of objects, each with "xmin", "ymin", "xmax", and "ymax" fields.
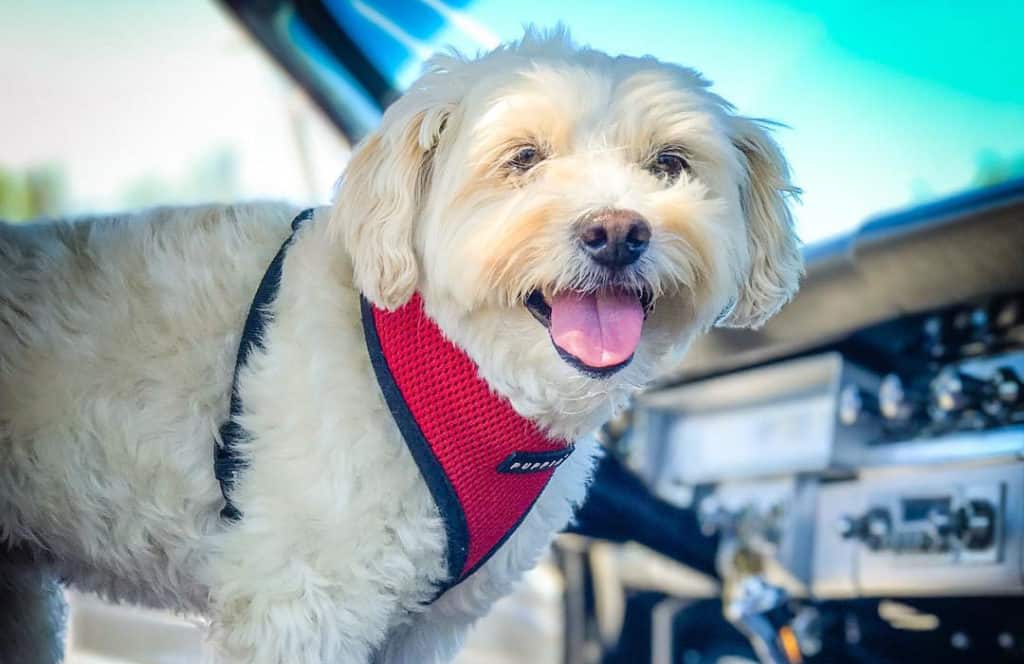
[{"xmin": 3, "ymin": 1, "xmax": 1024, "ymax": 663}]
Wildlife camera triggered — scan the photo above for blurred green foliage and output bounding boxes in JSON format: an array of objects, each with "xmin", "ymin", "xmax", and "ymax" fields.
[
  {"xmin": 1, "ymin": 147, "xmax": 240, "ymax": 224},
  {"xmin": 0, "ymin": 165, "xmax": 66, "ymax": 222}
]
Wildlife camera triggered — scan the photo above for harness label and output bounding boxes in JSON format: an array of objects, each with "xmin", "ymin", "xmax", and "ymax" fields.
[{"xmin": 497, "ymin": 447, "xmax": 574, "ymax": 474}]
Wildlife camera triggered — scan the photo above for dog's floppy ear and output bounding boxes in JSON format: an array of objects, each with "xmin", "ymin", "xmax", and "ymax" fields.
[
  {"xmin": 331, "ymin": 89, "xmax": 453, "ymax": 310},
  {"xmin": 718, "ymin": 117, "xmax": 803, "ymax": 329}
]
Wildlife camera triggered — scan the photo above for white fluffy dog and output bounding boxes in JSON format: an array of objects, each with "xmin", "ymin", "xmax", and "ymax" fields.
[{"xmin": 0, "ymin": 30, "xmax": 801, "ymax": 664}]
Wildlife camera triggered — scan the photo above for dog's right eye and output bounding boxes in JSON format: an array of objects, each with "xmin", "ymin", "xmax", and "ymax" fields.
[
  {"xmin": 648, "ymin": 149, "xmax": 690, "ymax": 183},
  {"xmin": 508, "ymin": 145, "xmax": 544, "ymax": 171}
]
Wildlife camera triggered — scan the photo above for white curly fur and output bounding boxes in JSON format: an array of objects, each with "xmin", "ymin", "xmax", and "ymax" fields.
[{"xmin": 0, "ymin": 29, "xmax": 799, "ymax": 663}]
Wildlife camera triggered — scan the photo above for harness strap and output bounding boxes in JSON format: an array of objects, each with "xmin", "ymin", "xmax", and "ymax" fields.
[
  {"xmin": 215, "ymin": 208, "xmax": 314, "ymax": 520},
  {"xmin": 214, "ymin": 207, "xmax": 572, "ymax": 600}
]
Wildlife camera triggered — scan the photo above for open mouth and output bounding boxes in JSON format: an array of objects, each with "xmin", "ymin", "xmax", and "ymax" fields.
[{"xmin": 526, "ymin": 287, "xmax": 653, "ymax": 377}]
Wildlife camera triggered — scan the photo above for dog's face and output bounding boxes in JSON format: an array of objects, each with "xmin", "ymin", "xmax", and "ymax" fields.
[{"xmin": 333, "ymin": 32, "xmax": 802, "ymax": 437}]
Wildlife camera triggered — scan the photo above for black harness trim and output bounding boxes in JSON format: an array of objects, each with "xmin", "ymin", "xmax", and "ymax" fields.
[
  {"xmin": 215, "ymin": 208, "xmax": 315, "ymax": 521},
  {"xmin": 359, "ymin": 297, "xmax": 470, "ymax": 587}
]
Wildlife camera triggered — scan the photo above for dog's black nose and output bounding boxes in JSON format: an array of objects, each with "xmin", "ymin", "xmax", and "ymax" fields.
[{"xmin": 579, "ymin": 210, "xmax": 651, "ymax": 268}]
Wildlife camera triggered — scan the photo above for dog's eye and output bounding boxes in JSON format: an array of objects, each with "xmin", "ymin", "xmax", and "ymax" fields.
[
  {"xmin": 508, "ymin": 145, "xmax": 544, "ymax": 171},
  {"xmin": 649, "ymin": 150, "xmax": 689, "ymax": 183}
]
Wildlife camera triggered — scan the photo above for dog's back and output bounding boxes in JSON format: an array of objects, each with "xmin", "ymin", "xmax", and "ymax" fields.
[{"xmin": 0, "ymin": 202, "xmax": 297, "ymax": 609}]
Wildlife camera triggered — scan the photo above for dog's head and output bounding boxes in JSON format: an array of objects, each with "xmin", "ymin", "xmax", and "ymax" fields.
[{"xmin": 332, "ymin": 30, "xmax": 801, "ymax": 437}]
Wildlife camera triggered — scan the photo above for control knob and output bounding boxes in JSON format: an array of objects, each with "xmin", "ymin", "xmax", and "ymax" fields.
[
  {"xmin": 932, "ymin": 368, "xmax": 990, "ymax": 414},
  {"xmin": 984, "ymin": 367, "xmax": 1022, "ymax": 417},
  {"xmin": 954, "ymin": 500, "xmax": 997, "ymax": 550},
  {"xmin": 839, "ymin": 384, "xmax": 880, "ymax": 426},
  {"xmin": 921, "ymin": 315, "xmax": 947, "ymax": 359},
  {"xmin": 879, "ymin": 374, "xmax": 927, "ymax": 423},
  {"xmin": 839, "ymin": 507, "xmax": 891, "ymax": 551}
]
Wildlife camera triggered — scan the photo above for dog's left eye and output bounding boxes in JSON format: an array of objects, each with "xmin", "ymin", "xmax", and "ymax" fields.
[
  {"xmin": 508, "ymin": 146, "xmax": 544, "ymax": 171},
  {"xmin": 649, "ymin": 150, "xmax": 690, "ymax": 182}
]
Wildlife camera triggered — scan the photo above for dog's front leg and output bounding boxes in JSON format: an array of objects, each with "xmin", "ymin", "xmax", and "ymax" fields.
[
  {"xmin": 206, "ymin": 562, "xmax": 399, "ymax": 663},
  {"xmin": 205, "ymin": 531, "xmax": 430, "ymax": 664}
]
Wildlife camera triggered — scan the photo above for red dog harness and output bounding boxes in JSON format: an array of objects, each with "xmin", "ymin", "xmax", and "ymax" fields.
[
  {"xmin": 361, "ymin": 295, "xmax": 573, "ymax": 594},
  {"xmin": 215, "ymin": 210, "xmax": 572, "ymax": 598}
]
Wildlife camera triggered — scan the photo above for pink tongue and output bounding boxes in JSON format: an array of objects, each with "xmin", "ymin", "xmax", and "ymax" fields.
[{"xmin": 549, "ymin": 291, "xmax": 644, "ymax": 368}]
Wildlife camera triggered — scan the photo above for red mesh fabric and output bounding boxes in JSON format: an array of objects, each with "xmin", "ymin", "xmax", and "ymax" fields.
[{"xmin": 371, "ymin": 294, "xmax": 568, "ymax": 578}]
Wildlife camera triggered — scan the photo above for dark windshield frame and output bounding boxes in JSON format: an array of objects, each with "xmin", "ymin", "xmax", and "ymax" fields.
[{"xmin": 220, "ymin": 0, "xmax": 393, "ymax": 143}]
